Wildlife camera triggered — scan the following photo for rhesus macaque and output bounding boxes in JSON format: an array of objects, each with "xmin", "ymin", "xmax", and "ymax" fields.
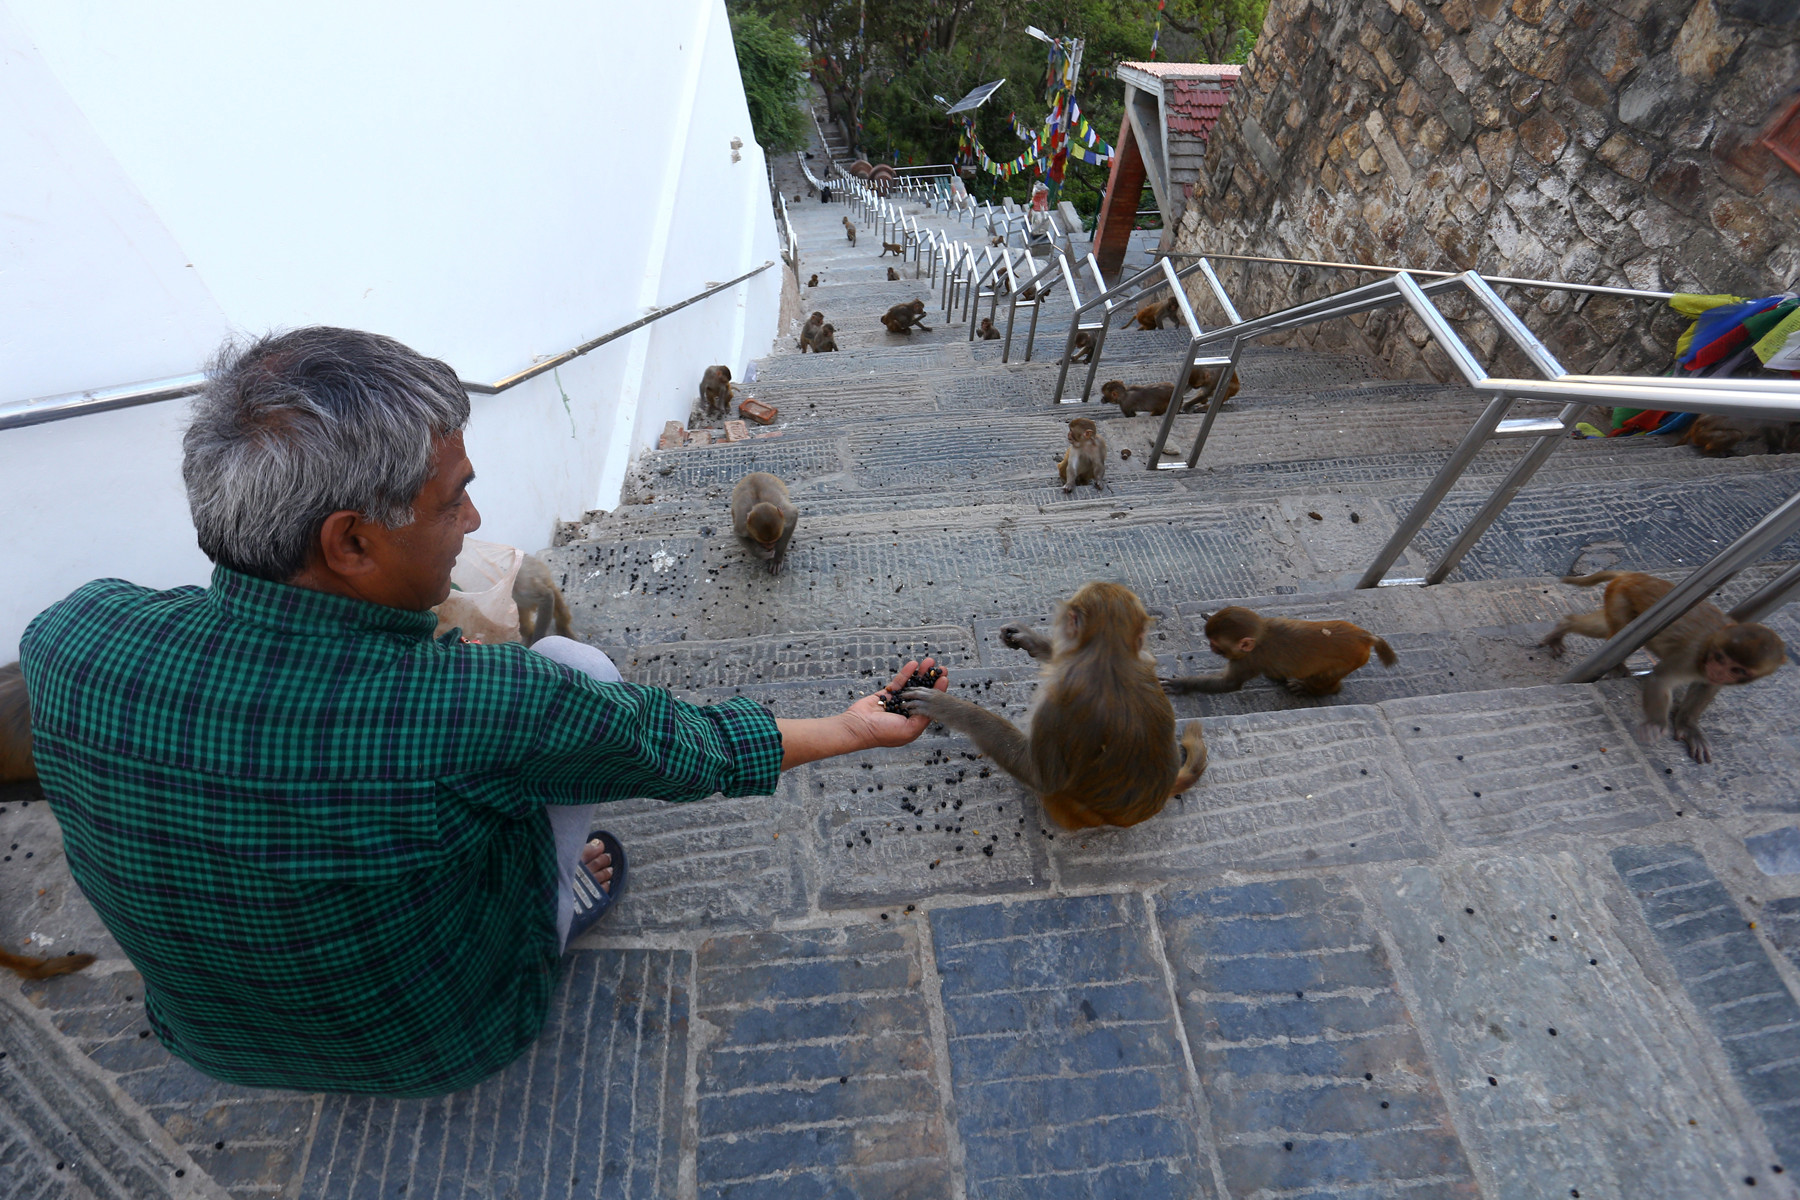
[
  {"xmin": 1126, "ymin": 296, "xmax": 1182, "ymax": 330},
  {"xmin": 990, "ymin": 234, "xmax": 1006, "ymax": 247},
  {"xmin": 794, "ymin": 193, "xmax": 802, "ymax": 202},
  {"xmin": 1, "ymin": 661, "xmax": 34, "ymax": 783},
  {"xmin": 1682, "ymin": 415, "xmax": 1800, "ymax": 458},
  {"xmin": 900, "ymin": 582, "xmax": 1207, "ymax": 829},
  {"xmin": 880, "ymin": 240, "xmax": 906, "ymax": 257},
  {"xmin": 730, "ymin": 472, "xmax": 799, "ymax": 574},
  {"xmin": 977, "ymin": 317, "xmax": 1001, "ymax": 340},
  {"xmin": 888, "ymin": 267, "xmax": 901, "ymax": 281},
  {"xmin": 881, "ymin": 300, "xmax": 932, "ymax": 334},
  {"xmin": 1539, "ymin": 570, "xmax": 1788, "ymax": 762},
  {"xmin": 811, "ymin": 324, "xmax": 839, "ymax": 352},
  {"xmin": 1163, "ymin": 607, "xmax": 1398, "ymax": 697},
  {"xmin": 798, "ymin": 311, "xmax": 825, "ymax": 352},
  {"xmin": 1058, "ymin": 418, "xmax": 1107, "ymax": 493},
  {"xmin": 1099, "ymin": 368, "xmax": 1240, "ymax": 417},
  {"xmin": 1067, "ymin": 331, "xmax": 1094, "ymax": 363},
  {"xmin": 843, "ymin": 217, "xmax": 857, "ymax": 245},
  {"xmin": 807, "ymin": 273, "xmax": 819, "ymax": 288},
  {"xmin": 698, "ymin": 364, "xmax": 735, "ymax": 419},
  {"xmin": 513, "ymin": 554, "xmax": 573, "ymax": 646},
  {"xmin": 1020, "ymin": 284, "xmax": 1038, "ymax": 302}
]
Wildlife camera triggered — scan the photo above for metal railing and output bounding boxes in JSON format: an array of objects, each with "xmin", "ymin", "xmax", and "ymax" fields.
[
  {"xmin": 1, "ymin": 260, "xmax": 777, "ymax": 431},
  {"xmin": 1059, "ymin": 254, "xmax": 1800, "ymax": 685}
]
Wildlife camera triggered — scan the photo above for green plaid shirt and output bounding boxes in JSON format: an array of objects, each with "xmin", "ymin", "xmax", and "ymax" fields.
[{"xmin": 21, "ymin": 566, "xmax": 781, "ymax": 1096}]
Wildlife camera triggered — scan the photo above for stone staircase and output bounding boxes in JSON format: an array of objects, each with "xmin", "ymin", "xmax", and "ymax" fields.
[{"xmin": 6, "ymin": 157, "xmax": 1800, "ymax": 1200}]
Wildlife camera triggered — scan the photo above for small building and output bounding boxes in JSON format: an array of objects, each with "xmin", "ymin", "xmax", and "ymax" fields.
[{"xmin": 1092, "ymin": 62, "xmax": 1240, "ymax": 280}]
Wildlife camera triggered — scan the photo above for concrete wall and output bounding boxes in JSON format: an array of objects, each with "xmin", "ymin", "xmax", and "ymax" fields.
[
  {"xmin": 1169, "ymin": 0, "xmax": 1799, "ymax": 381},
  {"xmin": 0, "ymin": 0, "xmax": 780, "ymax": 657}
]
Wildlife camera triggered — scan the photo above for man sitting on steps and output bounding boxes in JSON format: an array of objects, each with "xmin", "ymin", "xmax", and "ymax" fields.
[{"xmin": 19, "ymin": 326, "xmax": 941, "ymax": 1097}]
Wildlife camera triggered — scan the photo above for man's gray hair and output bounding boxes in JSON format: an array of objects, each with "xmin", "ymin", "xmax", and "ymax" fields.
[{"xmin": 183, "ymin": 327, "xmax": 470, "ymax": 581}]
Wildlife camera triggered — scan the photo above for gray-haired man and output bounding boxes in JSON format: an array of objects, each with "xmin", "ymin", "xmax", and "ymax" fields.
[{"xmin": 20, "ymin": 326, "xmax": 943, "ymax": 1095}]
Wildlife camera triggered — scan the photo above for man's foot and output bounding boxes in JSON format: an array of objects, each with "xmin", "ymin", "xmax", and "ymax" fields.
[
  {"xmin": 568, "ymin": 830, "xmax": 627, "ymax": 942},
  {"xmin": 579, "ymin": 839, "xmax": 614, "ymax": 896}
]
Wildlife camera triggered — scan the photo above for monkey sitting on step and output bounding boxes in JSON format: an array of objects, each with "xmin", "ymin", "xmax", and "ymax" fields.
[
  {"xmin": 1058, "ymin": 418, "xmax": 1106, "ymax": 493},
  {"xmin": 698, "ymin": 365, "xmax": 735, "ymax": 420},
  {"xmin": 900, "ymin": 582, "xmax": 1206, "ymax": 828},
  {"xmin": 513, "ymin": 554, "xmax": 573, "ymax": 646},
  {"xmin": 730, "ymin": 472, "xmax": 799, "ymax": 575},
  {"xmin": 880, "ymin": 300, "xmax": 932, "ymax": 335},
  {"xmin": 888, "ymin": 267, "xmax": 901, "ymax": 281},
  {"xmin": 798, "ymin": 312, "xmax": 825, "ymax": 352},
  {"xmin": 1163, "ymin": 607, "xmax": 1398, "ymax": 697},
  {"xmin": 1539, "ymin": 570, "xmax": 1788, "ymax": 762},
  {"xmin": 807, "ymin": 273, "xmax": 819, "ymax": 288},
  {"xmin": 810, "ymin": 323, "xmax": 839, "ymax": 352},
  {"xmin": 977, "ymin": 317, "xmax": 1001, "ymax": 341}
]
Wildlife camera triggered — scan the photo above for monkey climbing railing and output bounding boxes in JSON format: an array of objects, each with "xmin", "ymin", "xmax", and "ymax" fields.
[{"xmin": 1059, "ymin": 259, "xmax": 1800, "ymax": 683}]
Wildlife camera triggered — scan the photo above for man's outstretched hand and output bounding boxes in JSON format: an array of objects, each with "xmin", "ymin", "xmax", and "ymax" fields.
[{"xmin": 776, "ymin": 658, "xmax": 948, "ymax": 770}]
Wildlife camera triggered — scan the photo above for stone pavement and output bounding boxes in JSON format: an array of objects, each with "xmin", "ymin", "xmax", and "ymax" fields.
[{"xmin": 5, "ymin": 142, "xmax": 1800, "ymax": 1198}]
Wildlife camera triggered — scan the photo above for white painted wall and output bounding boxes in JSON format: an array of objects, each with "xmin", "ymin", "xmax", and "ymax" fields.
[{"xmin": 0, "ymin": 0, "xmax": 780, "ymax": 658}]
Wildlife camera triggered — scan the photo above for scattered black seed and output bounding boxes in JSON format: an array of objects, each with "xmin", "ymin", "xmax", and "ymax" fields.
[
  {"xmin": 840, "ymin": 1076, "xmax": 848, "ymax": 1084},
  {"xmin": 1283, "ymin": 1142, "xmax": 1293, "ymax": 1151},
  {"xmin": 214, "ymin": 1141, "xmax": 224, "ymax": 1150},
  {"xmin": 1438, "ymin": 934, "xmax": 1446, "ymax": 943},
  {"xmin": 1465, "ymin": 908, "xmax": 1475, "ymax": 915},
  {"xmin": 1380, "ymin": 1101, "xmax": 1389, "ymax": 1109},
  {"xmin": 1307, "ymin": 511, "xmax": 1323, "ymax": 521},
  {"xmin": 1364, "ymin": 1072, "xmax": 1373, "ymax": 1080},
  {"xmin": 1350, "ymin": 512, "xmax": 1361, "ymax": 523},
  {"xmin": 906, "ymin": 904, "xmax": 915, "ymax": 912},
  {"xmin": 1589, "ymin": 958, "xmax": 1598, "ymax": 965},
  {"xmin": 139, "ymin": 1030, "xmax": 150, "ymax": 1039},
  {"xmin": 1488, "ymin": 1076, "xmax": 1498, "ymax": 1086},
  {"xmin": 1548, "ymin": 1027, "xmax": 1558, "ymax": 1036},
  {"xmin": 1295, "ymin": 991, "xmax": 1304, "ymax": 999},
  {"xmin": 879, "ymin": 913, "xmax": 889, "ymax": 920}
]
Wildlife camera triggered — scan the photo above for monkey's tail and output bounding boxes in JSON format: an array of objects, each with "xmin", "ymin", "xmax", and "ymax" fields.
[
  {"xmin": 1372, "ymin": 637, "xmax": 1398, "ymax": 668},
  {"xmin": 1561, "ymin": 571, "xmax": 1624, "ymax": 588},
  {"xmin": 552, "ymin": 589, "xmax": 574, "ymax": 640},
  {"xmin": 1170, "ymin": 723, "xmax": 1208, "ymax": 795},
  {"xmin": 0, "ymin": 948, "xmax": 95, "ymax": 980}
]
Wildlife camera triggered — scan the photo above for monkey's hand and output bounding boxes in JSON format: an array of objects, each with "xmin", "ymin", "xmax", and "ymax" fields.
[
  {"xmin": 1538, "ymin": 635, "xmax": 1566, "ymax": 657},
  {"xmin": 1632, "ymin": 717, "xmax": 1671, "ymax": 748},
  {"xmin": 846, "ymin": 659, "xmax": 945, "ymax": 748},
  {"xmin": 999, "ymin": 623, "xmax": 1053, "ymax": 659}
]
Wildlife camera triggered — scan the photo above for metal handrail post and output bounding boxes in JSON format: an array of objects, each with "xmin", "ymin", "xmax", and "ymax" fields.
[
  {"xmin": 1143, "ymin": 259, "xmax": 1207, "ymax": 467},
  {"xmin": 1022, "ymin": 254, "xmax": 1081, "ymax": 362},
  {"xmin": 1730, "ymin": 560, "xmax": 1800, "ymax": 624},
  {"xmin": 1196, "ymin": 257, "xmax": 1244, "ymax": 325},
  {"xmin": 1559, "ymin": 490, "xmax": 1800, "ymax": 683},
  {"xmin": 1001, "ymin": 249, "xmax": 1066, "ymax": 362},
  {"xmin": 1177, "ymin": 338, "xmax": 1245, "ymax": 467}
]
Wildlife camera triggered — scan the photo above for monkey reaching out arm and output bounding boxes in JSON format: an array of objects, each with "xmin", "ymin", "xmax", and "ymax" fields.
[
  {"xmin": 1068, "ymin": 331, "xmax": 1094, "ymax": 363},
  {"xmin": 1057, "ymin": 418, "xmax": 1106, "ymax": 493},
  {"xmin": 1539, "ymin": 570, "xmax": 1787, "ymax": 762},
  {"xmin": 730, "ymin": 472, "xmax": 799, "ymax": 575},
  {"xmin": 880, "ymin": 300, "xmax": 933, "ymax": 335},
  {"xmin": 1163, "ymin": 606, "xmax": 1398, "ymax": 698},
  {"xmin": 901, "ymin": 582, "xmax": 1207, "ymax": 829}
]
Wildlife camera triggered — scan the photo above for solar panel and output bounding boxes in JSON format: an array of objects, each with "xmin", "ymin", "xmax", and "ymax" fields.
[{"xmin": 946, "ymin": 79, "xmax": 1006, "ymax": 115}]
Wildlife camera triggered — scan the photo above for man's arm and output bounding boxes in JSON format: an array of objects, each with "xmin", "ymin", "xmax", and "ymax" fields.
[{"xmin": 777, "ymin": 658, "xmax": 945, "ymax": 770}]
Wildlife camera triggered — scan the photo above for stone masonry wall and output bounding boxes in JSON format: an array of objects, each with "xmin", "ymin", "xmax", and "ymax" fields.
[{"xmin": 1169, "ymin": 0, "xmax": 1800, "ymax": 380}]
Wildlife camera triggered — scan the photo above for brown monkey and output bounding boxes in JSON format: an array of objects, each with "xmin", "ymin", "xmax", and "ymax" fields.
[
  {"xmin": 807, "ymin": 273, "xmax": 819, "ymax": 288},
  {"xmin": 798, "ymin": 311, "xmax": 825, "ymax": 352},
  {"xmin": 990, "ymin": 234, "xmax": 1006, "ymax": 247},
  {"xmin": 1, "ymin": 661, "xmax": 34, "ymax": 783},
  {"xmin": 880, "ymin": 300, "xmax": 933, "ymax": 334},
  {"xmin": 888, "ymin": 267, "xmax": 900, "ymax": 281},
  {"xmin": 811, "ymin": 323, "xmax": 838, "ymax": 352},
  {"xmin": 1100, "ymin": 368, "xmax": 1239, "ymax": 417},
  {"xmin": 1127, "ymin": 296, "xmax": 1182, "ymax": 330},
  {"xmin": 900, "ymin": 582, "xmax": 1206, "ymax": 829},
  {"xmin": 730, "ymin": 472, "xmax": 799, "ymax": 574},
  {"xmin": 1058, "ymin": 418, "xmax": 1107, "ymax": 493},
  {"xmin": 1020, "ymin": 284, "xmax": 1038, "ymax": 302},
  {"xmin": 880, "ymin": 240, "xmax": 906, "ymax": 257},
  {"xmin": 1163, "ymin": 607, "xmax": 1398, "ymax": 697},
  {"xmin": 513, "ymin": 554, "xmax": 573, "ymax": 646},
  {"xmin": 1068, "ymin": 331, "xmax": 1094, "ymax": 363},
  {"xmin": 843, "ymin": 216, "xmax": 857, "ymax": 245},
  {"xmin": 1539, "ymin": 570, "xmax": 1788, "ymax": 762},
  {"xmin": 1682, "ymin": 415, "xmax": 1800, "ymax": 457},
  {"xmin": 977, "ymin": 317, "xmax": 1001, "ymax": 340},
  {"xmin": 698, "ymin": 364, "xmax": 735, "ymax": 419}
]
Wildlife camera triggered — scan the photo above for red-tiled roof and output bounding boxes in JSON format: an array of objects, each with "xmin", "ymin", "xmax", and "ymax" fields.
[{"xmin": 1166, "ymin": 76, "xmax": 1238, "ymax": 142}]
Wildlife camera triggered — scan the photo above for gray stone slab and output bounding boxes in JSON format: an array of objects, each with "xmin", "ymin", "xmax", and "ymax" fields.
[
  {"xmin": 1749, "ymin": 827, "xmax": 1800, "ymax": 876},
  {"xmin": 1157, "ymin": 877, "xmax": 1479, "ymax": 1198},
  {"xmin": 1382, "ymin": 685, "xmax": 1672, "ymax": 846},
  {"xmin": 299, "ymin": 948, "xmax": 686, "ymax": 1200},
  {"xmin": 1612, "ymin": 843, "xmax": 1800, "ymax": 1170},
  {"xmin": 804, "ymin": 752, "xmax": 1051, "ymax": 909},
  {"xmin": 0, "ymin": 786, "xmax": 116, "ymax": 964},
  {"xmin": 576, "ymin": 776, "xmax": 808, "ymax": 935},
  {"xmin": 930, "ymin": 893, "xmax": 1213, "ymax": 1198},
  {"xmin": 613, "ymin": 626, "xmax": 974, "ymax": 694},
  {"xmin": 637, "ymin": 435, "xmax": 845, "ymax": 493},
  {"xmin": 1374, "ymin": 854, "xmax": 1770, "ymax": 1196},
  {"xmin": 693, "ymin": 923, "xmax": 952, "ymax": 1200},
  {"xmin": 1052, "ymin": 707, "xmax": 1434, "ymax": 887}
]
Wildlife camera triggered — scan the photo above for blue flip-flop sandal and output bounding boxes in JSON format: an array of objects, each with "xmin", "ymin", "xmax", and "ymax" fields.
[{"xmin": 567, "ymin": 830, "xmax": 627, "ymax": 941}]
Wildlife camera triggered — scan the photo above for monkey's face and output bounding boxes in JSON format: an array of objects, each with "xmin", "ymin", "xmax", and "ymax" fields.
[{"xmin": 1100, "ymin": 382, "xmax": 1124, "ymax": 405}]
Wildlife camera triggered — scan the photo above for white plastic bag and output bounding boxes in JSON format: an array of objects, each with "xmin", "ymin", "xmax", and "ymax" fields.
[{"xmin": 432, "ymin": 537, "xmax": 524, "ymax": 643}]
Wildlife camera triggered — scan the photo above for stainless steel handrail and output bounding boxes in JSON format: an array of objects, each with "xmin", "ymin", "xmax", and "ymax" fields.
[
  {"xmin": 1, "ymin": 259, "xmax": 778, "ymax": 431},
  {"xmin": 1164, "ymin": 250, "xmax": 1677, "ymax": 301}
]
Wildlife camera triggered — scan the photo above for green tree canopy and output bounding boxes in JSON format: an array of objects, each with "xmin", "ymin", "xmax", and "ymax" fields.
[{"xmin": 731, "ymin": 9, "xmax": 810, "ymax": 154}]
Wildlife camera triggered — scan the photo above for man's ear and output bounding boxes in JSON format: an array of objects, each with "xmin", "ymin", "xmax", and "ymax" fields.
[{"xmin": 313, "ymin": 510, "xmax": 378, "ymax": 577}]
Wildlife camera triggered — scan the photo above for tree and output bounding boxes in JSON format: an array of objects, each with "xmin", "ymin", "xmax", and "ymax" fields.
[{"xmin": 730, "ymin": 10, "xmax": 810, "ymax": 153}]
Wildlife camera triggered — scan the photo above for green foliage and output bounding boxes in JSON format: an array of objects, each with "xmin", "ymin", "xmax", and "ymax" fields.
[{"xmin": 730, "ymin": 10, "xmax": 810, "ymax": 154}]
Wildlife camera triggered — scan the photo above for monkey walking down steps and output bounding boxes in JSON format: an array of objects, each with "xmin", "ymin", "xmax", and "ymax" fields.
[{"xmin": 9, "ymin": 134, "xmax": 1799, "ymax": 1199}]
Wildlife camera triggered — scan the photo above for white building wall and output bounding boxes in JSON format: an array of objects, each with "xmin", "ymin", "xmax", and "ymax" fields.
[{"xmin": 0, "ymin": 0, "xmax": 780, "ymax": 657}]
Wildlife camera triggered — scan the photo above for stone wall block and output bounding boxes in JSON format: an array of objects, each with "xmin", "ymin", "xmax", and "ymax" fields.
[
  {"xmin": 1518, "ymin": 110, "xmax": 1570, "ymax": 162},
  {"xmin": 1708, "ymin": 129, "xmax": 1775, "ymax": 196},
  {"xmin": 1673, "ymin": 0, "xmax": 1749, "ymax": 79},
  {"xmin": 1709, "ymin": 195, "xmax": 1777, "ymax": 262},
  {"xmin": 1715, "ymin": 39, "xmax": 1800, "ymax": 125},
  {"xmin": 1586, "ymin": 22, "xmax": 1645, "ymax": 83},
  {"xmin": 1567, "ymin": 69, "xmax": 1614, "ymax": 109},
  {"xmin": 1475, "ymin": 126, "xmax": 1518, "ymax": 185}
]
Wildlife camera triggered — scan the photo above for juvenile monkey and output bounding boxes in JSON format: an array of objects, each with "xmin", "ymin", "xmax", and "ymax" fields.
[
  {"xmin": 843, "ymin": 217, "xmax": 857, "ymax": 245},
  {"xmin": 881, "ymin": 300, "xmax": 932, "ymax": 335},
  {"xmin": 977, "ymin": 317, "xmax": 1001, "ymax": 340},
  {"xmin": 901, "ymin": 582, "xmax": 1206, "ymax": 828},
  {"xmin": 880, "ymin": 240, "xmax": 906, "ymax": 257},
  {"xmin": 1099, "ymin": 368, "xmax": 1239, "ymax": 417},
  {"xmin": 807, "ymin": 273, "xmax": 819, "ymax": 288},
  {"xmin": 888, "ymin": 267, "xmax": 901, "ymax": 281},
  {"xmin": 1539, "ymin": 570, "xmax": 1788, "ymax": 762},
  {"xmin": 1, "ymin": 661, "xmax": 34, "ymax": 783},
  {"xmin": 798, "ymin": 311, "xmax": 825, "ymax": 352},
  {"xmin": 1067, "ymin": 331, "xmax": 1094, "ymax": 363},
  {"xmin": 811, "ymin": 323, "xmax": 839, "ymax": 352},
  {"xmin": 1682, "ymin": 415, "xmax": 1800, "ymax": 458},
  {"xmin": 1125, "ymin": 296, "xmax": 1182, "ymax": 330},
  {"xmin": 513, "ymin": 554, "xmax": 573, "ymax": 646},
  {"xmin": 1163, "ymin": 607, "xmax": 1398, "ymax": 697},
  {"xmin": 730, "ymin": 472, "xmax": 799, "ymax": 574},
  {"xmin": 698, "ymin": 364, "xmax": 735, "ymax": 419},
  {"xmin": 1058, "ymin": 418, "xmax": 1107, "ymax": 493}
]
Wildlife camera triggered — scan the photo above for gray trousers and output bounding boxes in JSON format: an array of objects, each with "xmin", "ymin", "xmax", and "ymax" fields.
[{"xmin": 529, "ymin": 636, "xmax": 621, "ymax": 949}]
